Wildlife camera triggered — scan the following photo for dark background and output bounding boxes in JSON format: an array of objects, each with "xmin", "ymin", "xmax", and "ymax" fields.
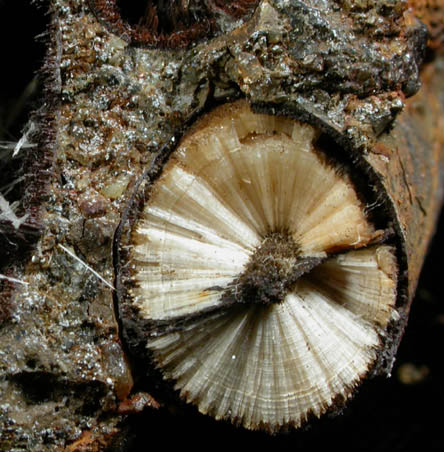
[{"xmin": 0, "ymin": 1, "xmax": 442, "ymax": 450}]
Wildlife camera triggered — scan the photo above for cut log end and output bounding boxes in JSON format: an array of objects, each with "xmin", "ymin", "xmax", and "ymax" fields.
[{"xmin": 118, "ymin": 100, "xmax": 401, "ymax": 433}]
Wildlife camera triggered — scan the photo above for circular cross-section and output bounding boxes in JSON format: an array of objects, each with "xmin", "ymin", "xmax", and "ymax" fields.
[{"xmin": 117, "ymin": 101, "xmax": 399, "ymax": 433}]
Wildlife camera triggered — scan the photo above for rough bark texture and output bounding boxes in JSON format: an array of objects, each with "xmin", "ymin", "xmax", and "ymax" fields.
[{"xmin": 0, "ymin": 0, "xmax": 444, "ymax": 450}]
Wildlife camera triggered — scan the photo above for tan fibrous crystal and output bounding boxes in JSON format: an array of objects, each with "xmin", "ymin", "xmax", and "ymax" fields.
[{"xmin": 128, "ymin": 100, "xmax": 399, "ymax": 432}]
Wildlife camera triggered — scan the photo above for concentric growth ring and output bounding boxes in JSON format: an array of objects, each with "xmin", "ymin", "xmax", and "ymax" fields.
[{"xmin": 118, "ymin": 100, "xmax": 399, "ymax": 433}]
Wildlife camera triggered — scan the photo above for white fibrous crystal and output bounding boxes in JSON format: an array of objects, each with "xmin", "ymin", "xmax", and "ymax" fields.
[{"xmin": 129, "ymin": 101, "xmax": 399, "ymax": 432}]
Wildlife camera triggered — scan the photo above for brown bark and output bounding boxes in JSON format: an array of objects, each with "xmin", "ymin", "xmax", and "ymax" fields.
[
  {"xmin": 1, "ymin": 0, "xmax": 444, "ymax": 449},
  {"xmin": 369, "ymin": 61, "xmax": 444, "ymax": 307},
  {"xmin": 365, "ymin": 59, "xmax": 444, "ymax": 368}
]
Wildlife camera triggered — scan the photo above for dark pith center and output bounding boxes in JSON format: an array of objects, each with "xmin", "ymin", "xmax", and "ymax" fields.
[{"xmin": 223, "ymin": 232, "xmax": 325, "ymax": 306}]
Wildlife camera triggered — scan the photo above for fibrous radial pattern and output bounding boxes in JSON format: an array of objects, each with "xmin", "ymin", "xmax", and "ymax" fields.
[{"xmin": 126, "ymin": 100, "xmax": 399, "ymax": 432}]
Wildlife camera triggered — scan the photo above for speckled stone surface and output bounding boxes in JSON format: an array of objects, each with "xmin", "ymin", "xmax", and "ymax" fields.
[{"xmin": 0, "ymin": 0, "xmax": 441, "ymax": 450}]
